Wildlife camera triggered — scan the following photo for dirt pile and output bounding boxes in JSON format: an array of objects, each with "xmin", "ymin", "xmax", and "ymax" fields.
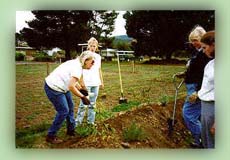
[{"xmin": 54, "ymin": 98, "xmax": 192, "ymax": 149}]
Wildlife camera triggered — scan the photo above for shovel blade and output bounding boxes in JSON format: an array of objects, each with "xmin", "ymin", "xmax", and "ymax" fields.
[
  {"xmin": 119, "ymin": 97, "xmax": 127, "ymax": 104},
  {"xmin": 167, "ymin": 118, "xmax": 177, "ymax": 137}
]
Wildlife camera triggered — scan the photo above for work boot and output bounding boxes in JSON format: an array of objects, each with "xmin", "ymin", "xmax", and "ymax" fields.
[
  {"xmin": 66, "ymin": 130, "xmax": 76, "ymax": 136},
  {"xmin": 46, "ymin": 135, "xmax": 63, "ymax": 144},
  {"xmin": 190, "ymin": 135, "xmax": 203, "ymax": 148},
  {"xmin": 190, "ymin": 142, "xmax": 203, "ymax": 148}
]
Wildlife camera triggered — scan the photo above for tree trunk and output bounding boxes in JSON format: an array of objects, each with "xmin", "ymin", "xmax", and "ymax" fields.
[
  {"xmin": 165, "ymin": 49, "xmax": 173, "ymax": 60},
  {"xmin": 166, "ymin": 53, "xmax": 172, "ymax": 60},
  {"xmin": 65, "ymin": 48, "xmax": 71, "ymax": 61}
]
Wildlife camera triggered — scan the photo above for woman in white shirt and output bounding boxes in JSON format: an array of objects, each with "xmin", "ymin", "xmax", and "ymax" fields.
[
  {"xmin": 75, "ymin": 37, "xmax": 104, "ymax": 126},
  {"xmin": 44, "ymin": 51, "xmax": 94, "ymax": 144},
  {"xmin": 198, "ymin": 31, "xmax": 215, "ymax": 148}
]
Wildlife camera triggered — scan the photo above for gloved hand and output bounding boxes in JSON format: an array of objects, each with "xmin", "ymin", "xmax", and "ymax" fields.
[
  {"xmin": 79, "ymin": 89, "xmax": 88, "ymax": 96},
  {"xmin": 175, "ymin": 71, "xmax": 186, "ymax": 79},
  {"xmin": 81, "ymin": 96, "xmax": 90, "ymax": 105},
  {"xmin": 188, "ymin": 92, "xmax": 198, "ymax": 103}
]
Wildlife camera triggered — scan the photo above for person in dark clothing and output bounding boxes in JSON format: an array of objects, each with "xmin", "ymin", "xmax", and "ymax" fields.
[
  {"xmin": 185, "ymin": 48, "xmax": 212, "ymax": 91},
  {"xmin": 176, "ymin": 25, "xmax": 212, "ymax": 148}
]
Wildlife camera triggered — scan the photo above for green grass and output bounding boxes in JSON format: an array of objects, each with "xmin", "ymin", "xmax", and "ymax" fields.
[
  {"xmin": 16, "ymin": 122, "xmax": 50, "ymax": 148},
  {"xmin": 96, "ymin": 108, "xmax": 113, "ymax": 120},
  {"xmin": 158, "ymin": 94, "xmax": 169, "ymax": 106},
  {"xmin": 16, "ymin": 61, "xmax": 186, "ymax": 148},
  {"xmin": 112, "ymin": 101, "xmax": 141, "ymax": 112},
  {"xmin": 76, "ymin": 124, "xmax": 97, "ymax": 137}
]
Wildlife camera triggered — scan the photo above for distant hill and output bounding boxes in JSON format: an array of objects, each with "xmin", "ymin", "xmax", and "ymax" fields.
[
  {"xmin": 112, "ymin": 35, "xmax": 133, "ymax": 46},
  {"xmin": 113, "ymin": 35, "xmax": 133, "ymax": 42}
]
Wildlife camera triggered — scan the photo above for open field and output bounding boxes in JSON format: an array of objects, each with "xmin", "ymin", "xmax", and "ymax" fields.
[{"xmin": 16, "ymin": 61, "xmax": 188, "ymax": 148}]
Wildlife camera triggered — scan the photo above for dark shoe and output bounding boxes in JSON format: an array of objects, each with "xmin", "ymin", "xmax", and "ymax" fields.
[
  {"xmin": 190, "ymin": 142, "xmax": 203, "ymax": 148},
  {"xmin": 66, "ymin": 130, "xmax": 76, "ymax": 136},
  {"xmin": 46, "ymin": 135, "xmax": 63, "ymax": 144}
]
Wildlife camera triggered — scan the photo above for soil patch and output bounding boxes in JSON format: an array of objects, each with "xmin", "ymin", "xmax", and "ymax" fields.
[{"xmin": 54, "ymin": 98, "xmax": 192, "ymax": 149}]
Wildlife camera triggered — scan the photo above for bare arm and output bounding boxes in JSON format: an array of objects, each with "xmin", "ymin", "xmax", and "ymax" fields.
[
  {"xmin": 68, "ymin": 77, "xmax": 84, "ymax": 98},
  {"xmin": 79, "ymin": 75, "xmax": 87, "ymax": 90}
]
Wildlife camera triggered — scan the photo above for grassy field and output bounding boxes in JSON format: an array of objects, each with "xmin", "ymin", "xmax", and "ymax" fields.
[{"xmin": 16, "ymin": 61, "xmax": 186, "ymax": 148}]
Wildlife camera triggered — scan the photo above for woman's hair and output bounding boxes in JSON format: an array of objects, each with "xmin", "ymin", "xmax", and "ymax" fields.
[
  {"xmin": 201, "ymin": 31, "xmax": 215, "ymax": 45},
  {"xmin": 78, "ymin": 50, "xmax": 95, "ymax": 66},
  {"xmin": 189, "ymin": 25, "xmax": 206, "ymax": 42},
  {"xmin": 87, "ymin": 37, "xmax": 99, "ymax": 51},
  {"xmin": 88, "ymin": 37, "xmax": 98, "ymax": 45}
]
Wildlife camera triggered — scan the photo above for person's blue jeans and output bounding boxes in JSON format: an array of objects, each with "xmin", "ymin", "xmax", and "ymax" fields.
[
  {"xmin": 201, "ymin": 100, "xmax": 215, "ymax": 148},
  {"xmin": 44, "ymin": 82, "xmax": 75, "ymax": 136},
  {"xmin": 183, "ymin": 83, "xmax": 201, "ymax": 144},
  {"xmin": 75, "ymin": 86, "xmax": 99, "ymax": 125}
]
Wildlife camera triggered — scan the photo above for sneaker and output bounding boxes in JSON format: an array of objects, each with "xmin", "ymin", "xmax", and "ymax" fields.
[
  {"xmin": 46, "ymin": 135, "xmax": 63, "ymax": 144},
  {"xmin": 88, "ymin": 122, "xmax": 97, "ymax": 127},
  {"xmin": 75, "ymin": 121, "xmax": 81, "ymax": 127}
]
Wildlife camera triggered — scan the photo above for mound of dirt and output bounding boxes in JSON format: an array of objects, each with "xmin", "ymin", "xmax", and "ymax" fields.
[{"xmin": 52, "ymin": 98, "xmax": 193, "ymax": 149}]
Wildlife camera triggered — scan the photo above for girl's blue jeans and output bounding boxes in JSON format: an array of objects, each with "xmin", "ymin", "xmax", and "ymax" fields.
[
  {"xmin": 44, "ymin": 82, "xmax": 75, "ymax": 136},
  {"xmin": 75, "ymin": 86, "xmax": 99, "ymax": 125}
]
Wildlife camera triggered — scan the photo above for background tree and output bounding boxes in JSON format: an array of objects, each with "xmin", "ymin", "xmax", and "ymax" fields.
[
  {"xmin": 114, "ymin": 41, "xmax": 131, "ymax": 51},
  {"xmin": 20, "ymin": 10, "xmax": 93, "ymax": 60},
  {"xmin": 20, "ymin": 10, "xmax": 118, "ymax": 60},
  {"xmin": 124, "ymin": 10, "xmax": 214, "ymax": 59},
  {"xmin": 89, "ymin": 10, "xmax": 118, "ymax": 48},
  {"xmin": 15, "ymin": 33, "xmax": 23, "ymax": 46}
]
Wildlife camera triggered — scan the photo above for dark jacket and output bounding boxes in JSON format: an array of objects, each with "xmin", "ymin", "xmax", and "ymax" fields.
[{"xmin": 185, "ymin": 48, "xmax": 212, "ymax": 91}]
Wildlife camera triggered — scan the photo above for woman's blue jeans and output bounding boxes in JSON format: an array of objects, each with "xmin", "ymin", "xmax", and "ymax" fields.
[
  {"xmin": 201, "ymin": 100, "xmax": 215, "ymax": 148},
  {"xmin": 183, "ymin": 83, "xmax": 201, "ymax": 144},
  {"xmin": 75, "ymin": 86, "xmax": 99, "ymax": 125},
  {"xmin": 44, "ymin": 82, "xmax": 75, "ymax": 136}
]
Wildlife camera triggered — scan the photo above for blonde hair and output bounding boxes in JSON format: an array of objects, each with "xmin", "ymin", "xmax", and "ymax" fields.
[
  {"xmin": 88, "ymin": 37, "xmax": 98, "ymax": 44},
  {"xmin": 189, "ymin": 25, "xmax": 206, "ymax": 42},
  {"xmin": 78, "ymin": 50, "xmax": 95, "ymax": 66},
  {"xmin": 87, "ymin": 37, "xmax": 99, "ymax": 51}
]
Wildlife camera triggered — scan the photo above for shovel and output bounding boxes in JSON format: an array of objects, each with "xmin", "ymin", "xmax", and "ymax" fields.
[
  {"xmin": 117, "ymin": 53, "xmax": 127, "ymax": 104},
  {"xmin": 168, "ymin": 73, "xmax": 184, "ymax": 136}
]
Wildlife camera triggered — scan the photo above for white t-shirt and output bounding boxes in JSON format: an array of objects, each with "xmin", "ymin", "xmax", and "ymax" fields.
[
  {"xmin": 45, "ymin": 58, "xmax": 82, "ymax": 93},
  {"xmin": 198, "ymin": 59, "xmax": 215, "ymax": 101},
  {"xmin": 82, "ymin": 52, "xmax": 101, "ymax": 86}
]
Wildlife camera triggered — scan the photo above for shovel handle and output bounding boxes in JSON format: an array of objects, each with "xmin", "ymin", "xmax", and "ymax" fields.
[
  {"xmin": 171, "ymin": 73, "xmax": 184, "ymax": 126},
  {"xmin": 173, "ymin": 74, "xmax": 184, "ymax": 90}
]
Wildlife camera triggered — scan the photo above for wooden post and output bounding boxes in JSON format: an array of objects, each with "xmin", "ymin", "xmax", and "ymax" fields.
[
  {"xmin": 132, "ymin": 60, "xmax": 135, "ymax": 73},
  {"xmin": 46, "ymin": 62, "xmax": 50, "ymax": 76},
  {"xmin": 117, "ymin": 54, "xmax": 124, "ymax": 96}
]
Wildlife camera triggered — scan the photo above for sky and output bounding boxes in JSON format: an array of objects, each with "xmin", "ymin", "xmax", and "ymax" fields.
[
  {"xmin": 111, "ymin": 11, "xmax": 127, "ymax": 36},
  {"xmin": 16, "ymin": 11, "xmax": 35, "ymax": 33},
  {"xmin": 16, "ymin": 11, "xmax": 127, "ymax": 36}
]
